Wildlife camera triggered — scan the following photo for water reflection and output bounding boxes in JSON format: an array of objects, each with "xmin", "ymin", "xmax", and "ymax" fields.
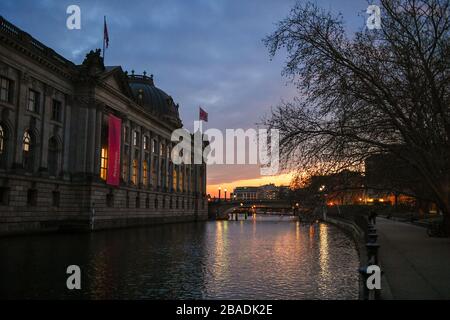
[{"xmin": 0, "ymin": 219, "xmax": 359, "ymax": 299}]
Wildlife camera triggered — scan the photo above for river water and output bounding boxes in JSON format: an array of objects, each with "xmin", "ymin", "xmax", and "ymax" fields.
[{"xmin": 0, "ymin": 216, "xmax": 359, "ymax": 299}]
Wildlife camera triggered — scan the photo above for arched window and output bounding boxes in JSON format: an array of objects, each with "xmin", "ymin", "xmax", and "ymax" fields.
[
  {"xmin": 48, "ymin": 137, "xmax": 59, "ymax": 177},
  {"xmin": 0, "ymin": 124, "xmax": 7, "ymax": 168},
  {"xmin": 22, "ymin": 130, "xmax": 33, "ymax": 172}
]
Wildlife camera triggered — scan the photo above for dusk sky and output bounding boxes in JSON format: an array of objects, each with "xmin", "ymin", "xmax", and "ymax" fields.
[{"xmin": 1, "ymin": 0, "xmax": 370, "ymax": 196}]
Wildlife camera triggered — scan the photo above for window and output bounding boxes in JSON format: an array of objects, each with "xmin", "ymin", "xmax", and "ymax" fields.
[
  {"xmin": 132, "ymin": 158, "xmax": 138, "ymax": 184},
  {"xmin": 106, "ymin": 193, "xmax": 114, "ymax": 207},
  {"xmin": 160, "ymin": 143, "xmax": 164, "ymax": 156},
  {"xmin": 48, "ymin": 137, "xmax": 59, "ymax": 177},
  {"xmin": 143, "ymin": 136, "xmax": 149, "ymax": 150},
  {"xmin": 23, "ymin": 131, "xmax": 33, "ymax": 172},
  {"xmin": 136, "ymin": 196, "xmax": 140, "ymax": 208},
  {"xmin": 180, "ymin": 169, "xmax": 184, "ymax": 192},
  {"xmin": 27, "ymin": 89, "xmax": 40, "ymax": 113},
  {"xmin": 0, "ymin": 187, "xmax": 9, "ymax": 205},
  {"xmin": 122, "ymin": 149, "xmax": 129, "ymax": 181},
  {"xmin": 152, "ymin": 139, "xmax": 156, "ymax": 153},
  {"xmin": 152, "ymin": 157, "xmax": 157, "ymax": 186},
  {"xmin": 27, "ymin": 189, "xmax": 37, "ymax": 206},
  {"xmin": 133, "ymin": 131, "xmax": 139, "ymax": 146},
  {"xmin": 143, "ymin": 161, "xmax": 148, "ymax": 186},
  {"xmin": 123, "ymin": 126, "xmax": 129, "ymax": 143},
  {"xmin": 0, "ymin": 77, "xmax": 12, "ymax": 103},
  {"xmin": 173, "ymin": 167, "xmax": 178, "ymax": 190},
  {"xmin": 0, "ymin": 125, "xmax": 4, "ymax": 154},
  {"xmin": 52, "ymin": 191, "xmax": 60, "ymax": 207},
  {"xmin": 52, "ymin": 100, "xmax": 62, "ymax": 122},
  {"xmin": 100, "ymin": 147, "xmax": 108, "ymax": 180},
  {"xmin": 0, "ymin": 124, "xmax": 6, "ymax": 168}
]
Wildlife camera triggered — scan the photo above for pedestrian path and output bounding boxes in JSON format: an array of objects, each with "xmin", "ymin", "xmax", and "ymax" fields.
[{"xmin": 376, "ymin": 218, "xmax": 450, "ymax": 299}]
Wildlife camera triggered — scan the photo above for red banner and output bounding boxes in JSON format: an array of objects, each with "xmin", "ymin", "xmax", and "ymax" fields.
[{"xmin": 107, "ymin": 115, "xmax": 121, "ymax": 186}]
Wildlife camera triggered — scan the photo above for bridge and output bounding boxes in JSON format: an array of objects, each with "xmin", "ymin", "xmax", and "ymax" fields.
[{"xmin": 208, "ymin": 199, "xmax": 313, "ymax": 220}]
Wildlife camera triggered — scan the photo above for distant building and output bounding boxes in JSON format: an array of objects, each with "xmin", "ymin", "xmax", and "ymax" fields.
[
  {"xmin": 257, "ymin": 184, "xmax": 278, "ymax": 200},
  {"xmin": 233, "ymin": 184, "xmax": 287, "ymax": 201},
  {"xmin": 233, "ymin": 186, "xmax": 258, "ymax": 200}
]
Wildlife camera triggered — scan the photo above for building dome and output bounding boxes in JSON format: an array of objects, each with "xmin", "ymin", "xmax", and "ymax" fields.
[{"xmin": 127, "ymin": 73, "xmax": 181, "ymax": 127}]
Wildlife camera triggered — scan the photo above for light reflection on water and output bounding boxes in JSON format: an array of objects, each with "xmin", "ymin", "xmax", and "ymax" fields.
[{"xmin": 0, "ymin": 217, "xmax": 359, "ymax": 299}]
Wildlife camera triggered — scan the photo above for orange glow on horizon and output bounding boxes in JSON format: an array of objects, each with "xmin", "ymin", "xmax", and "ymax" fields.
[{"xmin": 207, "ymin": 172, "xmax": 295, "ymax": 198}]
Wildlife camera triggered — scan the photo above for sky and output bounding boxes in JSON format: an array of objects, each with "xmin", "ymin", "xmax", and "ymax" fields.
[{"xmin": 1, "ymin": 0, "xmax": 370, "ymax": 197}]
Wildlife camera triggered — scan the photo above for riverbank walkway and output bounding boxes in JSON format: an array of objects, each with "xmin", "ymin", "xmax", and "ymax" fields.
[{"xmin": 377, "ymin": 217, "xmax": 450, "ymax": 299}]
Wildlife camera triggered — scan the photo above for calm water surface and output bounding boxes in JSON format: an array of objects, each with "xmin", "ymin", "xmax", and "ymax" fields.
[{"xmin": 0, "ymin": 217, "xmax": 359, "ymax": 299}]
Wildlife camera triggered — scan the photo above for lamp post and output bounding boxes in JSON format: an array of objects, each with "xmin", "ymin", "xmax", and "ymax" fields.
[
  {"xmin": 318, "ymin": 185, "xmax": 327, "ymax": 220},
  {"xmin": 218, "ymin": 187, "xmax": 221, "ymax": 202},
  {"xmin": 224, "ymin": 188, "xmax": 227, "ymax": 202}
]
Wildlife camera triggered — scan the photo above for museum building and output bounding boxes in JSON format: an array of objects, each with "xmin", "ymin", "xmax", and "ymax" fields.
[{"xmin": 0, "ymin": 16, "xmax": 208, "ymax": 234}]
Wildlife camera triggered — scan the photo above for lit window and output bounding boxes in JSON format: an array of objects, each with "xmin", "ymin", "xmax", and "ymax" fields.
[
  {"xmin": 23, "ymin": 131, "xmax": 31, "ymax": 152},
  {"xmin": 152, "ymin": 139, "xmax": 156, "ymax": 153},
  {"xmin": 160, "ymin": 143, "xmax": 164, "ymax": 156},
  {"xmin": 132, "ymin": 158, "xmax": 138, "ymax": 184},
  {"xmin": 133, "ymin": 131, "xmax": 139, "ymax": 146},
  {"xmin": 143, "ymin": 136, "xmax": 149, "ymax": 150},
  {"xmin": 22, "ymin": 131, "xmax": 33, "ymax": 172},
  {"xmin": 173, "ymin": 166, "xmax": 177, "ymax": 190},
  {"xmin": 143, "ymin": 161, "xmax": 148, "ymax": 186},
  {"xmin": 100, "ymin": 147, "xmax": 108, "ymax": 180}
]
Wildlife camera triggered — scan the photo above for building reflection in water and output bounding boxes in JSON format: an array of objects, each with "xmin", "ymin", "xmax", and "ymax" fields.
[
  {"xmin": 0, "ymin": 218, "xmax": 358, "ymax": 299},
  {"xmin": 212, "ymin": 221, "xmax": 229, "ymax": 284}
]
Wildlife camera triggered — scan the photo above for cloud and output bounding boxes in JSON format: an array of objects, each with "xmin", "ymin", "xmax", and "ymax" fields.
[{"xmin": 0, "ymin": 0, "xmax": 366, "ymax": 189}]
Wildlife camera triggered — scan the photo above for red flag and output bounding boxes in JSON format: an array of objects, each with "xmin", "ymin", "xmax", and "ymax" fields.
[
  {"xmin": 103, "ymin": 16, "xmax": 109, "ymax": 49},
  {"xmin": 107, "ymin": 115, "xmax": 121, "ymax": 186},
  {"xmin": 199, "ymin": 107, "xmax": 208, "ymax": 122}
]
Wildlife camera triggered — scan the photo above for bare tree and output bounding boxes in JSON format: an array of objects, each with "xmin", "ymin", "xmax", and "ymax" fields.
[{"xmin": 263, "ymin": 0, "xmax": 450, "ymax": 231}]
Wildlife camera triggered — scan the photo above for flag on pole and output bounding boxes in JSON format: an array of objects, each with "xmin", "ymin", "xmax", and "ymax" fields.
[
  {"xmin": 199, "ymin": 107, "xmax": 208, "ymax": 122},
  {"xmin": 103, "ymin": 16, "xmax": 109, "ymax": 49}
]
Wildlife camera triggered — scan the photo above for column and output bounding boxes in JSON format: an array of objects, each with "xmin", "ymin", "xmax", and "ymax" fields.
[{"xmin": 93, "ymin": 106, "xmax": 102, "ymax": 178}]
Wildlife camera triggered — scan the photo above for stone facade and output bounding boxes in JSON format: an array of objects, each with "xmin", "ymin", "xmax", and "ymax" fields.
[{"xmin": 0, "ymin": 16, "xmax": 208, "ymax": 235}]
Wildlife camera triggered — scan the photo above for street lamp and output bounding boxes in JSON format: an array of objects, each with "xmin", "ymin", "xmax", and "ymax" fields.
[
  {"xmin": 218, "ymin": 187, "xmax": 221, "ymax": 201},
  {"xmin": 224, "ymin": 188, "xmax": 227, "ymax": 201}
]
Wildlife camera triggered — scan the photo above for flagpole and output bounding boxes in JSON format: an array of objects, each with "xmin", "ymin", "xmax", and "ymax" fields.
[{"xmin": 102, "ymin": 16, "xmax": 106, "ymax": 61}]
